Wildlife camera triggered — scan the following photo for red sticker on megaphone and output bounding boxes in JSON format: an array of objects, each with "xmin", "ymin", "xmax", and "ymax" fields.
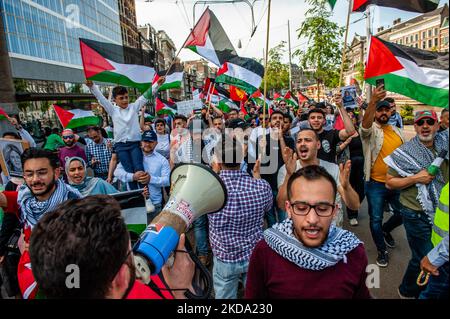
[{"xmin": 175, "ymin": 200, "xmax": 194, "ymax": 224}]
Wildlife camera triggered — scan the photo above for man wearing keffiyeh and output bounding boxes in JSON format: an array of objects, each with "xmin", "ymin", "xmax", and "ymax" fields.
[
  {"xmin": 245, "ymin": 165, "xmax": 371, "ymax": 299},
  {"xmin": 385, "ymin": 110, "xmax": 449, "ymax": 299},
  {"xmin": 0, "ymin": 148, "xmax": 81, "ymax": 299}
]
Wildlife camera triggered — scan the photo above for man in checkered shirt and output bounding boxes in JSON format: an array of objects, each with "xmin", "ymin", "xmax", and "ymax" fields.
[
  {"xmin": 85, "ymin": 126, "xmax": 113, "ymax": 180},
  {"xmin": 208, "ymin": 136, "xmax": 273, "ymax": 299}
]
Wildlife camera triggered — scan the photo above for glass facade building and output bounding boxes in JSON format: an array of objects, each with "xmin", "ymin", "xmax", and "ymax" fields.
[{"xmin": 1, "ymin": 0, "xmax": 122, "ymax": 68}]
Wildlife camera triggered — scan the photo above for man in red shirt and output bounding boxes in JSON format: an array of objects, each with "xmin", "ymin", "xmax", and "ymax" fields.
[
  {"xmin": 28, "ymin": 195, "xmax": 195, "ymax": 299},
  {"xmin": 245, "ymin": 165, "xmax": 371, "ymax": 299}
]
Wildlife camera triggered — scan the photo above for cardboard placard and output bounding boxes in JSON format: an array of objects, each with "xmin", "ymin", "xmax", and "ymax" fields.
[{"xmin": 0, "ymin": 138, "xmax": 30, "ymax": 177}]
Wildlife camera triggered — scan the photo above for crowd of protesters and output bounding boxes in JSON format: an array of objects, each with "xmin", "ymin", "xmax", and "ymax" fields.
[{"xmin": 0, "ymin": 79, "xmax": 448, "ymax": 300}]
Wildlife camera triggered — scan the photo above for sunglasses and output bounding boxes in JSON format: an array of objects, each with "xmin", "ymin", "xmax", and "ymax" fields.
[
  {"xmin": 62, "ymin": 135, "xmax": 75, "ymax": 139},
  {"xmin": 416, "ymin": 118, "xmax": 436, "ymax": 126}
]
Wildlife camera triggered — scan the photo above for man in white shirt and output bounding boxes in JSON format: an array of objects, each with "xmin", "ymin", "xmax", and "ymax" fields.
[
  {"xmin": 86, "ymin": 78, "xmax": 164, "ymax": 189},
  {"xmin": 114, "ymin": 130, "xmax": 170, "ymax": 221}
]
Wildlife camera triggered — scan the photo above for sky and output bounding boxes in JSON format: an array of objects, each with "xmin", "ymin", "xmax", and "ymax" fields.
[{"xmin": 135, "ymin": 0, "xmax": 449, "ymax": 65}]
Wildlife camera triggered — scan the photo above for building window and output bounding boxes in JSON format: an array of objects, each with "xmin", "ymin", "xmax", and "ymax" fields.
[
  {"xmin": 399, "ymin": 39, "xmax": 403, "ymax": 45},
  {"xmin": 423, "ymin": 41, "xmax": 426, "ymax": 49},
  {"xmin": 434, "ymin": 28, "xmax": 439, "ymax": 36},
  {"xmin": 445, "ymin": 37, "xmax": 449, "ymax": 45},
  {"xmin": 423, "ymin": 31, "xmax": 426, "ymax": 39},
  {"xmin": 435, "ymin": 38, "xmax": 439, "ymax": 47},
  {"xmin": 428, "ymin": 39, "xmax": 433, "ymax": 48},
  {"xmin": 410, "ymin": 35, "xmax": 414, "ymax": 42},
  {"xmin": 428, "ymin": 29, "xmax": 432, "ymax": 37},
  {"xmin": 415, "ymin": 34, "xmax": 419, "ymax": 41}
]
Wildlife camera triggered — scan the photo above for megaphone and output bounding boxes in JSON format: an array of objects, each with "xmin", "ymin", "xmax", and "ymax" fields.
[{"xmin": 133, "ymin": 163, "xmax": 227, "ymax": 282}]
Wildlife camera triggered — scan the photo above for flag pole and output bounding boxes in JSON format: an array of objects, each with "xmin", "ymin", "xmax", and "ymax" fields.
[
  {"xmin": 365, "ymin": 6, "xmax": 372, "ymax": 102},
  {"xmin": 262, "ymin": 0, "xmax": 272, "ymax": 130},
  {"xmin": 207, "ymin": 83, "xmax": 216, "ymax": 113},
  {"xmin": 338, "ymin": 0, "xmax": 353, "ymax": 88},
  {"xmin": 164, "ymin": 7, "xmax": 210, "ymax": 78}
]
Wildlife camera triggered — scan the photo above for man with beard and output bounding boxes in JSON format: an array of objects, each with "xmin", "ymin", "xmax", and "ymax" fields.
[
  {"xmin": 438, "ymin": 108, "xmax": 448, "ymax": 132},
  {"xmin": 245, "ymin": 165, "xmax": 370, "ymax": 299},
  {"xmin": 29, "ymin": 195, "xmax": 195, "ymax": 299},
  {"xmin": 385, "ymin": 110, "xmax": 448, "ymax": 299},
  {"xmin": 307, "ymin": 97, "xmax": 356, "ymax": 164},
  {"xmin": 0, "ymin": 148, "xmax": 81, "ymax": 298},
  {"xmin": 58, "ymin": 129, "xmax": 87, "ymax": 172},
  {"xmin": 360, "ymin": 86, "xmax": 405, "ymax": 268},
  {"xmin": 276, "ymin": 129, "xmax": 360, "ymax": 227},
  {"xmin": 248, "ymin": 111, "xmax": 295, "ymax": 227}
]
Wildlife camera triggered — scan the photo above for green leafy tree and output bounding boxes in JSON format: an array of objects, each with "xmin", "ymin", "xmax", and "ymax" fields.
[
  {"xmin": 354, "ymin": 62, "xmax": 365, "ymax": 85},
  {"xmin": 260, "ymin": 41, "xmax": 290, "ymax": 94},
  {"xmin": 294, "ymin": 0, "xmax": 344, "ymax": 99},
  {"xmin": 13, "ymin": 79, "xmax": 31, "ymax": 114}
]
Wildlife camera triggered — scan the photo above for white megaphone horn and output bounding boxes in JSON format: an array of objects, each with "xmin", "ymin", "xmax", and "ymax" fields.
[{"xmin": 133, "ymin": 163, "xmax": 227, "ymax": 281}]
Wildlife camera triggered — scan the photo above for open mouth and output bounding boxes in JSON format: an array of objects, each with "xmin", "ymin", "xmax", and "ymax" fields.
[
  {"xmin": 299, "ymin": 148, "xmax": 309, "ymax": 157},
  {"xmin": 304, "ymin": 228, "xmax": 321, "ymax": 239}
]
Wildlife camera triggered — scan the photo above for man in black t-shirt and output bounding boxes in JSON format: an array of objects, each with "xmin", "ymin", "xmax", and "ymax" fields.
[{"xmin": 307, "ymin": 95, "xmax": 356, "ymax": 163}]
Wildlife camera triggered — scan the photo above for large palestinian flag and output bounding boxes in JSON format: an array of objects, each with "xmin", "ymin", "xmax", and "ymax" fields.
[
  {"xmin": 183, "ymin": 8, "xmax": 237, "ymax": 67},
  {"xmin": 352, "ymin": 0, "xmax": 439, "ymax": 13},
  {"xmin": 215, "ymin": 56, "xmax": 264, "ymax": 94},
  {"xmin": 53, "ymin": 105, "xmax": 100, "ymax": 129},
  {"xmin": 365, "ymin": 36, "xmax": 449, "ymax": 108},
  {"xmin": 153, "ymin": 64, "xmax": 184, "ymax": 91},
  {"xmin": 80, "ymin": 38, "xmax": 156, "ymax": 92},
  {"xmin": 156, "ymin": 98, "xmax": 177, "ymax": 116}
]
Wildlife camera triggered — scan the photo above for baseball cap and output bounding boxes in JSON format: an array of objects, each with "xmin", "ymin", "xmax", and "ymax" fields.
[
  {"xmin": 141, "ymin": 130, "xmax": 157, "ymax": 142},
  {"xmin": 226, "ymin": 118, "xmax": 250, "ymax": 130},
  {"xmin": 376, "ymin": 100, "xmax": 391, "ymax": 110},
  {"xmin": 414, "ymin": 110, "xmax": 438, "ymax": 123}
]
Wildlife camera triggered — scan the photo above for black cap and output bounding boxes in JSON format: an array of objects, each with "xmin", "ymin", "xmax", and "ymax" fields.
[{"xmin": 376, "ymin": 100, "xmax": 391, "ymax": 110}]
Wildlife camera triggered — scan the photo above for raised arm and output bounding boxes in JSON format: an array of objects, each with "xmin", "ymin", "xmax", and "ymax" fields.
[
  {"xmin": 86, "ymin": 80, "xmax": 114, "ymax": 114},
  {"xmin": 362, "ymin": 85, "xmax": 387, "ymax": 130},
  {"xmin": 334, "ymin": 93, "xmax": 356, "ymax": 140}
]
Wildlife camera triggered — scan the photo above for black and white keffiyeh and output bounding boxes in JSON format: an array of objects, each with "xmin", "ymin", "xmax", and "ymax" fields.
[
  {"xmin": 264, "ymin": 219, "xmax": 362, "ymax": 271},
  {"xmin": 17, "ymin": 179, "xmax": 82, "ymax": 227},
  {"xmin": 384, "ymin": 130, "xmax": 448, "ymax": 221}
]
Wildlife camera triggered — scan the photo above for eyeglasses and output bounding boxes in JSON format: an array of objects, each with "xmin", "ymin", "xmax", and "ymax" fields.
[
  {"xmin": 289, "ymin": 201, "xmax": 336, "ymax": 217},
  {"xmin": 62, "ymin": 135, "xmax": 75, "ymax": 139},
  {"xmin": 416, "ymin": 118, "xmax": 436, "ymax": 126},
  {"xmin": 23, "ymin": 169, "xmax": 49, "ymax": 180}
]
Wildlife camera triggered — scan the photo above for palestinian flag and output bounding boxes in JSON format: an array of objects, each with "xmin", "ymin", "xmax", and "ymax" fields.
[
  {"xmin": 284, "ymin": 91, "xmax": 298, "ymax": 108},
  {"xmin": 229, "ymin": 85, "xmax": 248, "ymax": 102},
  {"xmin": 328, "ymin": 0, "xmax": 337, "ymax": 9},
  {"xmin": 352, "ymin": 0, "xmax": 439, "ymax": 13},
  {"xmin": 215, "ymin": 56, "xmax": 264, "ymax": 94},
  {"xmin": 153, "ymin": 64, "xmax": 184, "ymax": 91},
  {"xmin": 156, "ymin": 98, "xmax": 177, "ymax": 116},
  {"xmin": 297, "ymin": 91, "xmax": 310, "ymax": 103},
  {"xmin": 80, "ymin": 38, "xmax": 156, "ymax": 92},
  {"xmin": 183, "ymin": 8, "xmax": 237, "ymax": 67},
  {"xmin": 365, "ymin": 36, "xmax": 449, "ymax": 108},
  {"xmin": 250, "ymin": 90, "xmax": 271, "ymax": 107},
  {"xmin": 240, "ymin": 102, "xmax": 248, "ymax": 116},
  {"xmin": 0, "ymin": 107, "xmax": 9, "ymax": 120},
  {"xmin": 53, "ymin": 105, "xmax": 100, "ymax": 129},
  {"xmin": 273, "ymin": 92, "xmax": 283, "ymax": 101},
  {"xmin": 209, "ymin": 94, "xmax": 238, "ymax": 113}
]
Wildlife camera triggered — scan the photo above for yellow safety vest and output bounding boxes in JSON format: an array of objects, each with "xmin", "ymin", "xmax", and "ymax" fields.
[{"xmin": 431, "ymin": 183, "xmax": 449, "ymax": 247}]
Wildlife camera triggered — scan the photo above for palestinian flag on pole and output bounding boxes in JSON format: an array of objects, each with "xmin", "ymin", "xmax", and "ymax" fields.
[
  {"xmin": 328, "ymin": 0, "xmax": 337, "ymax": 9},
  {"xmin": 297, "ymin": 91, "xmax": 310, "ymax": 103},
  {"xmin": 273, "ymin": 92, "xmax": 283, "ymax": 101},
  {"xmin": 250, "ymin": 90, "xmax": 271, "ymax": 107},
  {"xmin": 0, "ymin": 107, "xmax": 9, "ymax": 121},
  {"xmin": 284, "ymin": 91, "xmax": 299, "ymax": 108},
  {"xmin": 80, "ymin": 38, "xmax": 156, "ymax": 92},
  {"xmin": 153, "ymin": 64, "xmax": 184, "ymax": 91},
  {"xmin": 53, "ymin": 105, "xmax": 100, "ymax": 129},
  {"xmin": 215, "ymin": 56, "xmax": 264, "ymax": 94},
  {"xmin": 156, "ymin": 98, "xmax": 177, "ymax": 116},
  {"xmin": 352, "ymin": 0, "xmax": 439, "ymax": 13},
  {"xmin": 364, "ymin": 36, "xmax": 449, "ymax": 108},
  {"xmin": 183, "ymin": 8, "xmax": 237, "ymax": 67}
]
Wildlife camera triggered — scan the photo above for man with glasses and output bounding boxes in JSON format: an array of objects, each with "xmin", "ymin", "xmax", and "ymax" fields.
[
  {"xmin": 245, "ymin": 165, "xmax": 370, "ymax": 299},
  {"xmin": 360, "ymin": 86, "xmax": 405, "ymax": 268},
  {"xmin": 58, "ymin": 129, "xmax": 87, "ymax": 174},
  {"xmin": 0, "ymin": 148, "xmax": 81, "ymax": 298},
  {"xmin": 385, "ymin": 110, "xmax": 448, "ymax": 299}
]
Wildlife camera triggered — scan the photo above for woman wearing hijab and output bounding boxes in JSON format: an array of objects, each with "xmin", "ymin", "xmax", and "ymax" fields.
[{"xmin": 65, "ymin": 157, "xmax": 117, "ymax": 196}]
